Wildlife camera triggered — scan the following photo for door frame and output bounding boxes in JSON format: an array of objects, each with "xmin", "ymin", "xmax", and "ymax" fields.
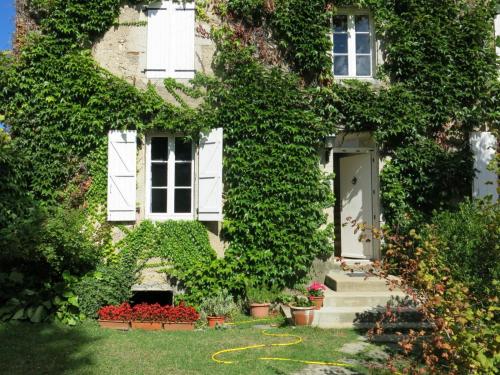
[{"xmin": 333, "ymin": 147, "xmax": 381, "ymax": 260}]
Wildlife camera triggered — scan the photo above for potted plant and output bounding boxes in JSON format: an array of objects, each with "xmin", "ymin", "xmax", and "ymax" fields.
[
  {"xmin": 289, "ymin": 296, "xmax": 315, "ymax": 326},
  {"xmin": 307, "ymin": 281, "xmax": 327, "ymax": 310},
  {"xmin": 131, "ymin": 303, "xmax": 163, "ymax": 330},
  {"xmin": 200, "ymin": 289, "xmax": 237, "ymax": 328},
  {"xmin": 162, "ymin": 303, "xmax": 199, "ymax": 331},
  {"xmin": 98, "ymin": 302, "xmax": 132, "ymax": 330},
  {"xmin": 246, "ymin": 284, "xmax": 278, "ymax": 318}
]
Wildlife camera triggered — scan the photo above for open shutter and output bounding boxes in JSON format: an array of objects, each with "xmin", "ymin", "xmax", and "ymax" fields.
[
  {"xmin": 146, "ymin": 2, "xmax": 169, "ymax": 78},
  {"xmin": 470, "ymin": 131, "xmax": 498, "ymax": 201},
  {"xmin": 198, "ymin": 128, "xmax": 223, "ymax": 221},
  {"xmin": 170, "ymin": 1, "xmax": 195, "ymax": 79},
  {"xmin": 495, "ymin": 13, "xmax": 500, "ymax": 56},
  {"xmin": 107, "ymin": 130, "xmax": 137, "ymax": 221}
]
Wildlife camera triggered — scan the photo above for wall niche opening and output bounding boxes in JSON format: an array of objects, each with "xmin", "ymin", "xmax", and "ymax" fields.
[{"xmin": 131, "ymin": 290, "xmax": 174, "ymax": 306}]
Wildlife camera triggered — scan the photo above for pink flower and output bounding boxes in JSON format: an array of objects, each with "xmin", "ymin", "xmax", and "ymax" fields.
[{"xmin": 307, "ymin": 282, "xmax": 327, "ymax": 297}]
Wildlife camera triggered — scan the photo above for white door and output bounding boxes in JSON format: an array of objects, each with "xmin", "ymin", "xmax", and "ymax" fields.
[{"xmin": 339, "ymin": 154, "xmax": 373, "ymax": 259}]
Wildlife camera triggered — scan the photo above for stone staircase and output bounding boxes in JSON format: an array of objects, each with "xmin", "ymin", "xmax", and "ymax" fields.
[{"xmin": 312, "ymin": 270, "xmax": 410, "ymax": 329}]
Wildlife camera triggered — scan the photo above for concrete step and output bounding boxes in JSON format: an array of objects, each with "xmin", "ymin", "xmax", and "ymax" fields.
[
  {"xmin": 312, "ymin": 306, "xmax": 422, "ymax": 329},
  {"xmin": 312, "ymin": 306, "xmax": 373, "ymax": 327},
  {"xmin": 324, "ymin": 271, "xmax": 398, "ymax": 292},
  {"xmin": 323, "ymin": 290, "xmax": 407, "ymax": 308}
]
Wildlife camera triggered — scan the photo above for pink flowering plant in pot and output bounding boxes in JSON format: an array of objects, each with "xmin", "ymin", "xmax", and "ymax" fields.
[{"xmin": 306, "ymin": 282, "xmax": 327, "ymax": 310}]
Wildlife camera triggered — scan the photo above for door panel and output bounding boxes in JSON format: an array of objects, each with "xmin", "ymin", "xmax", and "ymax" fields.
[{"xmin": 339, "ymin": 154, "xmax": 373, "ymax": 259}]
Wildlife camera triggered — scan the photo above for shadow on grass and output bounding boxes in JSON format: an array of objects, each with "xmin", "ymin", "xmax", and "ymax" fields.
[{"xmin": 0, "ymin": 322, "xmax": 100, "ymax": 375}]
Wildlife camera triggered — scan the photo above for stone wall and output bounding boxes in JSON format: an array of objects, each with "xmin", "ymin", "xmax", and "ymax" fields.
[{"xmin": 91, "ymin": 3, "xmax": 216, "ymax": 106}]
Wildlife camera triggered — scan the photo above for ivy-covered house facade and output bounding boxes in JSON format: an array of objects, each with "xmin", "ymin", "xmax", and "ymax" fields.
[
  {"xmin": 101, "ymin": 1, "xmax": 498, "ymax": 263},
  {"xmin": 3, "ymin": 0, "xmax": 499, "ymax": 310}
]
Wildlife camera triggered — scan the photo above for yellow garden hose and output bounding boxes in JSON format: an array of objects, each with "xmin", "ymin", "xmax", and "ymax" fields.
[{"xmin": 211, "ymin": 329, "xmax": 353, "ymax": 368}]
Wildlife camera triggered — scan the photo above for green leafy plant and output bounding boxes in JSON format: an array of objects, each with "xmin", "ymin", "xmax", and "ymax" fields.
[
  {"xmin": 368, "ymin": 199, "xmax": 499, "ymax": 374},
  {"xmin": 245, "ymin": 283, "xmax": 279, "ymax": 304},
  {"xmin": 199, "ymin": 289, "xmax": 238, "ymax": 317},
  {"xmin": 290, "ymin": 295, "xmax": 314, "ymax": 308}
]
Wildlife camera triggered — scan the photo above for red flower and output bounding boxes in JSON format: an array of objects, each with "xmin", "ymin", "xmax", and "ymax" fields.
[
  {"xmin": 98, "ymin": 302, "xmax": 132, "ymax": 321},
  {"xmin": 98, "ymin": 302, "xmax": 200, "ymax": 323}
]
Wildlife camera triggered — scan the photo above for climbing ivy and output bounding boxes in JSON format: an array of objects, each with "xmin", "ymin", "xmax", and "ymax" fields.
[
  {"xmin": 196, "ymin": 40, "xmax": 335, "ymax": 287},
  {"xmin": 0, "ymin": 0, "xmax": 498, "ymax": 315}
]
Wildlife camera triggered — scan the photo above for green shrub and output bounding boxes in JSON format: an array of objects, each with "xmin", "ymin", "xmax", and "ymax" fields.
[
  {"xmin": 75, "ymin": 253, "xmax": 141, "ymax": 319},
  {"xmin": 426, "ymin": 198, "xmax": 499, "ymax": 299},
  {"xmin": 378, "ymin": 199, "xmax": 499, "ymax": 373},
  {"xmin": 75, "ymin": 220, "xmax": 216, "ymax": 318}
]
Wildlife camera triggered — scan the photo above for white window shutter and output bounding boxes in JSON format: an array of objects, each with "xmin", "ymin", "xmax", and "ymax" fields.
[
  {"xmin": 107, "ymin": 130, "xmax": 137, "ymax": 221},
  {"xmin": 146, "ymin": 2, "xmax": 169, "ymax": 78},
  {"xmin": 170, "ymin": 1, "xmax": 195, "ymax": 79},
  {"xmin": 495, "ymin": 13, "xmax": 500, "ymax": 56},
  {"xmin": 198, "ymin": 128, "xmax": 223, "ymax": 221},
  {"xmin": 470, "ymin": 132, "xmax": 498, "ymax": 202}
]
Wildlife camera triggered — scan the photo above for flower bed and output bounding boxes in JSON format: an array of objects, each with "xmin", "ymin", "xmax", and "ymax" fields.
[
  {"xmin": 98, "ymin": 302, "xmax": 132, "ymax": 330},
  {"xmin": 98, "ymin": 302, "xmax": 199, "ymax": 331}
]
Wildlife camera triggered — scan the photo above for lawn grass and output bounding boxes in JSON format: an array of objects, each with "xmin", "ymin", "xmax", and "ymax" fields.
[{"xmin": 0, "ymin": 321, "xmax": 387, "ymax": 374}]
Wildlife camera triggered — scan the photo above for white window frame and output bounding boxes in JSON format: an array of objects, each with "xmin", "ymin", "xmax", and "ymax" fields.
[
  {"xmin": 332, "ymin": 10, "xmax": 375, "ymax": 79},
  {"xmin": 145, "ymin": 133, "xmax": 195, "ymax": 220}
]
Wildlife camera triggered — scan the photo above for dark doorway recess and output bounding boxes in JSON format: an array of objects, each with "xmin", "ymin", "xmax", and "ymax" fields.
[{"xmin": 131, "ymin": 290, "xmax": 174, "ymax": 306}]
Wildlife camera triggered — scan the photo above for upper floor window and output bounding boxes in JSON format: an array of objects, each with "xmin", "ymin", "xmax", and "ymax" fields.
[
  {"xmin": 333, "ymin": 12, "xmax": 374, "ymax": 78},
  {"xmin": 146, "ymin": 1, "xmax": 195, "ymax": 79}
]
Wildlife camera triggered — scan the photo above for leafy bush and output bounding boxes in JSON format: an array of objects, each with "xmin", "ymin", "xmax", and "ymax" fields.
[
  {"xmin": 199, "ymin": 289, "xmax": 238, "ymax": 317},
  {"xmin": 0, "ymin": 136, "xmax": 99, "ymax": 324},
  {"xmin": 426, "ymin": 199, "xmax": 499, "ymax": 299},
  {"xmin": 75, "ymin": 247, "xmax": 142, "ymax": 319},
  {"xmin": 76, "ymin": 220, "xmax": 216, "ymax": 318},
  {"xmin": 374, "ymin": 199, "xmax": 499, "ymax": 374}
]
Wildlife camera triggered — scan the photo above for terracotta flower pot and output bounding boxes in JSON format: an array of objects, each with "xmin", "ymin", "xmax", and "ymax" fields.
[
  {"xmin": 131, "ymin": 321, "xmax": 162, "ymax": 330},
  {"xmin": 309, "ymin": 296, "xmax": 324, "ymax": 310},
  {"xmin": 98, "ymin": 320, "xmax": 130, "ymax": 331},
  {"xmin": 162, "ymin": 322, "xmax": 196, "ymax": 331},
  {"xmin": 290, "ymin": 306, "xmax": 315, "ymax": 326},
  {"xmin": 207, "ymin": 316, "xmax": 225, "ymax": 328},
  {"xmin": 249, "ymin": 303, "xmax": 270, "ymax": 318}
]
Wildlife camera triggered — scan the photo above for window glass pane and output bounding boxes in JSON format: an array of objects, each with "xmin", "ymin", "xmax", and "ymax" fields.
[
  {"xmin": 175, "ymin": 138, "xmax": 192, "ymax": 161},
  {"xmin": 333, "ymin": 15, "xmax": 348, "ymax": 32},
  {"xmin": 174, "ymin": 189, "xmax": 191, "ymax": 213},
  {"xmin": 356, "ymin": 56, "xmax": 371, "ymax": 76},
  {"xmin": 151, "ymin": 137, "xmax": 168, "ymax": 161},
  {"xmin": 355, "ymin": 34, "xmax": 371, "ymax": 54},
  {"xmin": 152, "ymin": 189, "xmax": 167, "ymax": 213},
  {"xmin": 175, "ymin": 163, "xmax": 191, "ymax": 187},
  {"xmin": 152, "ymin": 163, "xmax": 167, "ymax": 186},
  {"xmin": 334, "ymin": 56, "xmax": 348, "ymax": 76},
  {"xmin": 333, "ymin": 34, "xmax": 348, "ymax": 54},
  {"xmin": 355, "ymin": 15, "xmax": 370, "ymax": 32}
]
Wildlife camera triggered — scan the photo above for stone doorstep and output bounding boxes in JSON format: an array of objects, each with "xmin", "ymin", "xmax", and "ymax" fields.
[
  {"xmin": 323, "ymin": 290, "xmax": 407, "ymax": 308},
  {"xmin": 325, "ymin": 271, "xmax": 401, "ymax": 293}
]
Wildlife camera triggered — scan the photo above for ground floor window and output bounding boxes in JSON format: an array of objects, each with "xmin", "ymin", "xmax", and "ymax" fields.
[{"xmin": 147, "ymin": 135, "xmax": 194, "ymax": 219}]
